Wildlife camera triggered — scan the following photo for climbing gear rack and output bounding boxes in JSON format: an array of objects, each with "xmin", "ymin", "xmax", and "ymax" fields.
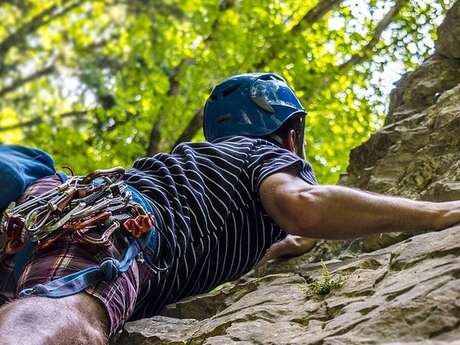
[{"xmin": 0, "ymin": 167, "xmax": 158, "ymax": 297}]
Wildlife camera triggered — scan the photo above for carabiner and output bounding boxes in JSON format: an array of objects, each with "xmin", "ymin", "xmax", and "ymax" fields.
[{"xmin": 82, "ymin": 167, "xmax": 125, "ymax": 184}]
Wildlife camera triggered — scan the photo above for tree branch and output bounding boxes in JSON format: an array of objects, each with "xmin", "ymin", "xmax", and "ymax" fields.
[
  {"xmin": 302, "ymin": 0, "xmax": 408, "ymax": 105},
  {"xmin": 339, "ymin": 0, "xmax": 407, "ymax": 70},
  {"xmin": 146, "ymin": 59, "xmax": 192, "ymax": 155},
  {"xmin": 254, "ymin": 0, "xmax": 344, "ymax": 69},
  {"xmin": 0, "ymin": 1, "xmax": 83, "ymax": 73},
  {"xmin": 172, "ymin": 107, "xmax": 204, "ymax": 149},
  {"xmin": 291, "ymin": 0, "xmax": 344, "ymax": 34},
  {"xmin": 1, "ymin": 0, "xmax": 30, "ymax": 12},
  {"xmin": 0, "ymin": 5, "xmax": 56, "ymax": 55},
  {"xmin": 0, "ymin": 110, "xmax": 89, "ymax": 132},
  {"xmin": 0, "ymin": 65, "xmax": 54, "ymax": 97}
]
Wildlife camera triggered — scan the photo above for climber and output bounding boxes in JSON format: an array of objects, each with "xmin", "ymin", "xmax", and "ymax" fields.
[{"xmin": 1, "ymin": 73, "xmax": 460, "ymax": 345}]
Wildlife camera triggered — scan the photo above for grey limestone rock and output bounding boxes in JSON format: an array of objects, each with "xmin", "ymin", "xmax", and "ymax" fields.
[
  {"xmin": 115, "ymin": 226, "xmax": 460, "ymax": 344},
  {"xmin": 436, "ymin": 0, "xmax": 460, "ymax": 58}
]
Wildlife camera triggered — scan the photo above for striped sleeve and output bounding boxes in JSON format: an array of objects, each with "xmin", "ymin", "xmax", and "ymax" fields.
[{"xmin": 247, "ymin": 140, "xmax": 317, "ymax": 193}]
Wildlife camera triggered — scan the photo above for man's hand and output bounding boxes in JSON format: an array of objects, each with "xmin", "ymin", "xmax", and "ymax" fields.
[
  {"xmin": 269, "ymin": 235, "xmax": 317, "ymax": 259},
  {"xmin": 260, "ymin": 169, "xmax": 460, "ymax": 240},
  {"xmin": 258, "ymin": 235, "xmax": 317, "ymax": 266},
  {"xmin": 432, "ymin": 199, "xmax": 460, "ymax": 230}
]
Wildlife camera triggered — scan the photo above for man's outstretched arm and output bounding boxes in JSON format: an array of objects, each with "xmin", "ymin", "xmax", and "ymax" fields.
[{"xmin": 260, "ymin": 169, "xmax": 460, "ymax": 239}]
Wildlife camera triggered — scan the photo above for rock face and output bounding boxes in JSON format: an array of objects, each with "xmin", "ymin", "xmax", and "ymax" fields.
[
  {"xmin": 436, "ymin": 1, "xmax": 460, "ymax": 59},
  {"xmin": 114, "ymin": 4, "xmax": 460, "ymax": 344},
  {"xmin": 344, "ymin": 53, "xmax": 460, "ymax": 201},
  {"xmin": 340, "ymin": 0, "xmax": 460, "ymax": 253},
  {"xmin": 115, "ymin": 226, "xmax": 460, "ymax": 345}
]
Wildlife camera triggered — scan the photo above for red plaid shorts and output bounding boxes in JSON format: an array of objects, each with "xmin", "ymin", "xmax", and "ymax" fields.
[{"xmin": 0, "ymin": 175, "xmax": 151, "ymax": 336}]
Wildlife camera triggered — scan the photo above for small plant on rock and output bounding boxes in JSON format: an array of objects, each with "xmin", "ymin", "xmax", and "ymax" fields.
[{"xmin": 308, "ymin": 260, "xmax": 342, "ymax": 296}]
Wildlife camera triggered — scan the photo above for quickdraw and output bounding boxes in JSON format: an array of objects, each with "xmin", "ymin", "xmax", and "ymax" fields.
[{"xmin": 0, "ymin": 167, "xmax": 153, "ymax": 256}]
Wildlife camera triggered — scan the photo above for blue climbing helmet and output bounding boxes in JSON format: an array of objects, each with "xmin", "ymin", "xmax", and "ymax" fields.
[{"xmin": 203, "ymin": 73, "xmax": 305, "ymax": 142}]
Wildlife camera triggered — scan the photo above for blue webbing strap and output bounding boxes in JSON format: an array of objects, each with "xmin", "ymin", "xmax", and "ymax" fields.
[
  {"xmin": 18, "ymin": 185, "xmax": 158, "ymax": 298},
  {"xmin": 19, "ymin": 230, "xmax": 155, "ymax": 298}
]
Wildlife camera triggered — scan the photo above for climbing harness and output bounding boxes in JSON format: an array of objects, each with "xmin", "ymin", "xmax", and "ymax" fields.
[{"xmin": 0, "ymin": 167, "xmax": 158, "ymax": 298}]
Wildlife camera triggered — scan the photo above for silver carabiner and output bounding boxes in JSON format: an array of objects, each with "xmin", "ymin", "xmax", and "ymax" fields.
[
  {"xmin": 37, "ymin": 202, "xmax": 87, "ymax": 238},
  {"xmin": 25, "ymin": 206, "xmax": 50, "ymax": 233}
]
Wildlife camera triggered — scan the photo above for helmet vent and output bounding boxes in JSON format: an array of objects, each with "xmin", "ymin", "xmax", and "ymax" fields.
[
  {"xmin": 221, "ymin": 84, "xmax": 240, "ymax": 97},
  {"xmin": 216, "ymin": 113, "xmax": 232, "ymax": 124}
]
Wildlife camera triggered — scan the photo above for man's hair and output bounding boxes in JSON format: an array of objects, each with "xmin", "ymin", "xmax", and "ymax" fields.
[{"xmin": 263, "ymin": 113, "xmax": 305, "ymax": 155}]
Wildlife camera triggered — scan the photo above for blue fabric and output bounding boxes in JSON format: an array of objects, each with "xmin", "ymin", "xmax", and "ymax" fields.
[
  {"xmin": 0, "ymin": 145, "xmax": 57, "ymax": 211},
  {"xmin": 0, "ymin": 145, "xmax": 62, "ymax": 280}
]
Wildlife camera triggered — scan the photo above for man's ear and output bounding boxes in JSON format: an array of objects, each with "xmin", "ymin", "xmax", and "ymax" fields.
[{"xmin": 286, "ymin": 129, "xmax": 297, "ymax": 154}]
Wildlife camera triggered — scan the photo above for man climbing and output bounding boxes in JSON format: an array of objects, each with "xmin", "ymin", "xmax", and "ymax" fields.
[{"xmin": 0, "ymin": 73, "xmax": 459, "ymax": 345}]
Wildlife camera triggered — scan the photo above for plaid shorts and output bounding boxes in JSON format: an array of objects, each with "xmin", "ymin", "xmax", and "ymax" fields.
[{"xmin": 0, "ymin": 175, "xmax": 152, "ymax": 336}]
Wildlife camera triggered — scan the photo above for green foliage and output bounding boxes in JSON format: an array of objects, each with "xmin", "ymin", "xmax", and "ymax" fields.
[
  {"xmin": 0, "ymin": 0, "xmax": 454, "ymax": 181},
  {"xmin": 308, "ymin": 260, "xmax": 342, "ymax": 296}
]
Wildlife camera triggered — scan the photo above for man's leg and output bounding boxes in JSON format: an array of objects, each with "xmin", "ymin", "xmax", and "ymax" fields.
[
  {"xmin": 0, "ymin": 293, "xmax": 109, "ymax": 345},
  {"xmin": 1, "ymin": 175, "xmax": 143, "ymax": 342}
]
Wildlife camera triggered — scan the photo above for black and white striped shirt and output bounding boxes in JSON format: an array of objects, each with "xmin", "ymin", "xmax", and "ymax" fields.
[{"xmin": 124, "ymin": 136, "xmax": 317, "ymax": 317}]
